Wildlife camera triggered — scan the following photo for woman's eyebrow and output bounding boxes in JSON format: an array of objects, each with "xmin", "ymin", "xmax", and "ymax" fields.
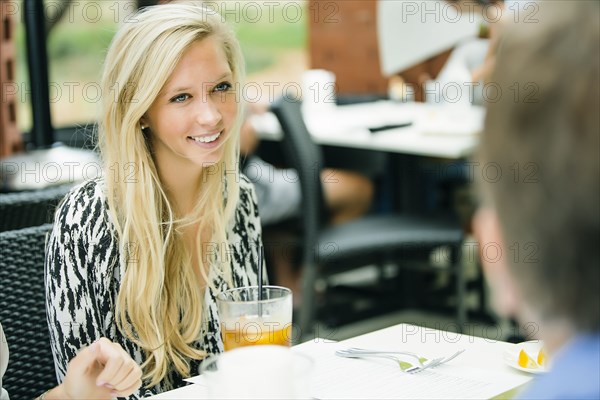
[
  {"xmin": 165, "ymin": 86, "xmax": 192, "ymax": 96},
  {"xmin": 163, "ymin": 72, "xmax": 233, "ymax": 97}
]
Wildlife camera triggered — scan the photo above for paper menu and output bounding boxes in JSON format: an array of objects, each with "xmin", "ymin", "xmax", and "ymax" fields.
[
  {"xmin": 293, "ymin": 338, "xmax": 532, "ymax": 400},
  {"xmin": 146, "ymin": 383, "xmax": 207, "ymax": 399},
  {"xmin": 173, "ymin": 324, "xmax": 534, "ymax": 400}
]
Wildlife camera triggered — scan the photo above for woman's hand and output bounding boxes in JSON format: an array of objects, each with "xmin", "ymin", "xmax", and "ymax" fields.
[{"xmin": 45, "ymin": 337, "xmax": 142, "ymax": 399}]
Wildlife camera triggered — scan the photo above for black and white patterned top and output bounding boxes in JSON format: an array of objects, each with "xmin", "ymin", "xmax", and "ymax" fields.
[{"xmin": 45, "ymin": 175, "xmax": 264, "ymax": 398}]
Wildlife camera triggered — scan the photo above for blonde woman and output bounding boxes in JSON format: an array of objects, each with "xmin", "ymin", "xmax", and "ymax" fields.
[{"xmin": 45, "ymin": 3, "xmax": 264, "ymax": 397}]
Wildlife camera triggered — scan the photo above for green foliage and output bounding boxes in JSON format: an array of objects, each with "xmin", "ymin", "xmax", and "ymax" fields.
[
  {"xmin": 13, "ymin": 1, "xmax": 306, "ymax": 129},
  {"xmin": 229, "ymin": 6, "xmax": 306, "ymax": 75},
  {"xmin": 48, "ymin": 25, "xmax": 115, "ymax": 61}
]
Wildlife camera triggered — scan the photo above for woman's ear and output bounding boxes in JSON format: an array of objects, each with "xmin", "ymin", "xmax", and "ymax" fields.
[
  {"xmin": 473, "ymin": 207, "xmax": 521, "ymax": 318},
  {"xmin": 140, "ymin": 116, "xmax": 149, "ymax": 131}
]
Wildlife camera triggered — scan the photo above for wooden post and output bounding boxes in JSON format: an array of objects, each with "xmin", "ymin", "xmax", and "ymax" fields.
[
  {"xmin": 0, "ymin": 0, "xmax": 22, "ymax": 157},
  {"xmin": 308, "ymin": 0, "xmax": 388, "ymax": 95}
]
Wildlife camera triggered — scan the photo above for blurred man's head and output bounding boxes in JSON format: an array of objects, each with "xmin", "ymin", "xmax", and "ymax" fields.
[{"xmin": 475, "ymin": 1, "xmax": 599, "ymax": 333}]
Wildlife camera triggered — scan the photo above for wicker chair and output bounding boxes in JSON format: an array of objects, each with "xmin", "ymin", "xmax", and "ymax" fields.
[
  {"xmin": 0, "ymin": 184, "xmax": 71, "ymax": 232},
  {"xmin": 0, "ymin": 224, "xmax": 57, "ymax": 398}
]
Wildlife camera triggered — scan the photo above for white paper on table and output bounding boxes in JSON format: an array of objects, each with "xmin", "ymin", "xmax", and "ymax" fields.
[
  {"xmin": 156, "ymin": 331, "xmax": 531, "ymax": 400},
  {"xmin": 294, "ymin": 340, "xmax": 531, "ymax": 400},
  {"xmin": 305, "ymin": 101, "xmax": 414, "ymax": 138},
  {"xmin": 184, "ymin": 374, "xmax": 206, "ymax": 385},
  {"xmin": 145, "ymin": 383, "xmax": 208, "ymax": 399}
]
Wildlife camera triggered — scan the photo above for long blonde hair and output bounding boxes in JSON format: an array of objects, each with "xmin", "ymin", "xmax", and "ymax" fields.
[{"xmin": 97, "ymin": 3, "xmax": 245, "ymax": 387}]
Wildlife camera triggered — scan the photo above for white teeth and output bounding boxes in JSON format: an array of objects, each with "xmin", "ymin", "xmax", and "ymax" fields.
[{"xmin": 191, "ymin": 132, "xmax": 221, "ymax": 143}]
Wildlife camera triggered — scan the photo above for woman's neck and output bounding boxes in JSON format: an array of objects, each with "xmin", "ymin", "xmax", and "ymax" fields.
[
  {"xmin": 156, "ymin": 158, "xmax": 203, "ymax": 216},
  {"xmin": 156, "ymin": 159, "xmax": 208, "ymax": 286}
]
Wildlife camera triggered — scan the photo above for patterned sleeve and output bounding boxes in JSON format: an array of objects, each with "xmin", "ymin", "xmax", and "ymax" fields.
[
  {"xmin": 230, "ymin": 174, "xmax": 267, "ymax": 287},
  {"xmin": 246, "ymin": 178, "xmax": 269, "ymax": 285},
  {"xmin": 44, "ymin": 180, "xmax": 111, "ymax": 382},
  {"xmin": 246, "ymin": 174, "xmax": 268, "ymax": 285}
]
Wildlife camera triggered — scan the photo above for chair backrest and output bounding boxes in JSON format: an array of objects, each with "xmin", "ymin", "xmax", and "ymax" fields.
[
  {"xmin": 0, "ymin": 184, "xmax": 71, "ymax": 232},
  {"xmin": 270, "ymin": 97, "xmax": 326, "ymax": 266},
  {"xmin": 0, "ymin": 224, "xmax": 57, "ymax": 398}
]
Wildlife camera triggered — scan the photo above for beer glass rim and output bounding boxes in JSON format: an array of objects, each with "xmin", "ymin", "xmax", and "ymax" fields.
[{"xmin": 216, "ymin": 285, "xmax": 292, "ymax": 304}]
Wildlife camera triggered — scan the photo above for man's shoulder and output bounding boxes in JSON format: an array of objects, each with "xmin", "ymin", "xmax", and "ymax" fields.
[{"xmin": 519, "ymin": 333, "xmax": 600, "ymax": 400}]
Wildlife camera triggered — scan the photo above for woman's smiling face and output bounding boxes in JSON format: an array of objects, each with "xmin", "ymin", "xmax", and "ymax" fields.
[{"xmin": 143, "ymin": 36, "xmax": 237, "ymax": 174}]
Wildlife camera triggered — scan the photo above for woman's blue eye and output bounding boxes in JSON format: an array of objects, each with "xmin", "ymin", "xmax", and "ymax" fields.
[
  {"xmin": 170, "ymin": 93, "xmax": 190, "ymax": 103},
  {"xmin": 214, "ymin": 82, "xmax": 232, "ymax": 92}
]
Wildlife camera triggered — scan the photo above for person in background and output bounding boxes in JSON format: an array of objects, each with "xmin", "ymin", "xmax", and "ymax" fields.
[
  {"xmin": 474, "ymin": 1, "xmax": 599, "ymax": 398},
  {"xmin": 0, "ymin": 322, "xmax": 141, "ymax": 399},
  {"xmin": 429, "ymin": 0, "xmax": 510, "ymax": 106},
  {"xmin": 470, "ymin": 0, "xmax": 506, "ymax": 84},
  {"xmin": 45, "ymin": 3, "xmax": 264, "ymax": 397},
  {"xmin": 240, "ymin": 105, "xmax": 374, "ymax": 227}
]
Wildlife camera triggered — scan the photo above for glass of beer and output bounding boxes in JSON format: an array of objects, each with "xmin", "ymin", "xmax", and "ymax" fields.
[{"xmin": 217, "ymin": 286, "xmax": 293, "ymax": 351}]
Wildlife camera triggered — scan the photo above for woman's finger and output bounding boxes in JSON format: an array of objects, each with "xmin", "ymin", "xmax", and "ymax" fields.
[
  {"xmin": 94, "ymin": 340, "xmax": 128, "ymax": 386},
  {"xmin": 112, "ymin": 358, "xmax": 142, "ymax": 392}
]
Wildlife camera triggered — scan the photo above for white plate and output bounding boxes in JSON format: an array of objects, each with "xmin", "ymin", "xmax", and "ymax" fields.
[{"xmin": 503, "ymin": 341, "xmax": 548, "ymax": 374}]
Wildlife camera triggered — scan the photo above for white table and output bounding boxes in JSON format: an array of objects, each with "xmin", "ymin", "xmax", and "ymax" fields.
[
  {"xmin": 251, "ymin": 101, "xmax": 484, "ymax": 159},
  {"xmin": 148, "ymin": 323, "xmax": 533, "ymax": 399}
]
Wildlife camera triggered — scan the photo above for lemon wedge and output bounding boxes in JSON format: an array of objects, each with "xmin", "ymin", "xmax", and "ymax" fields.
[
  {"xmin": 518, "ymin": 349, "xmax": 539, "ymax": 369},
  {"xmin": 537, "ymin": 348, "xmax": 547, "ymax": 367}
]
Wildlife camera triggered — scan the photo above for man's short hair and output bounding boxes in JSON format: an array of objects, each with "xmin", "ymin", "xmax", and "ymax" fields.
[{"xmin": 477, "ymin": 1, "xmax": 600, "ymax": 331}]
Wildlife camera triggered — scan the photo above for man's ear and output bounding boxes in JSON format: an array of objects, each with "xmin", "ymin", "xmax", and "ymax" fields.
[{"xmin": 473, "ymin": 207, "xmax": 521, "ymax": 318}]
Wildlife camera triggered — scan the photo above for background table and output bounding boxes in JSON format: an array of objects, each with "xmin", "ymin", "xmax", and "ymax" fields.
[
  {"xmin": 251, "ymin": 101, "xmax": 484, "ymax": 214},
  {"xmin": 251, "ymin": 101, "xmax": 484, "ymax": 159}
]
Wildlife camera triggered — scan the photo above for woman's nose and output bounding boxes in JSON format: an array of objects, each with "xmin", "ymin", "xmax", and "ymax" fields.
[{"xmin": 195, "ymin": 97, "xmax": 222, "ymax": 127}]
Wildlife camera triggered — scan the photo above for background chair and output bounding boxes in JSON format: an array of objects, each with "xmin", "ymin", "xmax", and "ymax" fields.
[
  {"xmin": 0, "ymin": 224, "xmax": 56, "ymax": 398},
  {"xmin": 0, "ymin": 184, "xmax": 72, "ymax": 232},
  {"xmin": 270, "ymin": 97, "xmax": 466, "ymax": 338}
]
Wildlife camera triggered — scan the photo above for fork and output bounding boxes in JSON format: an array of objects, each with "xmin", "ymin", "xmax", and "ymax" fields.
[
  {"xmin": 336, "ymin": 348, "xmax": 427, "ymax": 366},
  {"xmin": 409, "ymin": 349, "xmax": 466, "ymax": 372},
  {"xmin": 335, "ymin": 348, "xmax": 465, "ymax": 373},
  {"xmin": 335, "ymin": 350, "xmax": 442, "ymax": 373}
]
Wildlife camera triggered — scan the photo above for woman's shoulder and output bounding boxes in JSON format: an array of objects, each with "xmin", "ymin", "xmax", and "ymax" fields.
[
  {"xmin": 48, "ymin": 178, "xmax": 118, "ymax": 275},
  {"xmin": 54, "ymin": 177, "xmax": 110, "ymax": 230},
  {"xmin": 77, "ymin": 176, "xmax": 106, "ymax": 196},
  {"xmin": 63, "ymin": 177, "xmax": 106, "ymax": 203}
]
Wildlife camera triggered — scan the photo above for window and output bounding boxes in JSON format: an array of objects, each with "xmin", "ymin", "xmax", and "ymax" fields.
[
  {"xmin": 13, "ymin": 0, "xmax": 308, "ymax": 132},
  {"xmin": 14, "ymin": 0, "xmax": 119, "ymax": 131},
  {"xmin": 226, "ymin": 1, "xmax": 307, "ymax": 103}
]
